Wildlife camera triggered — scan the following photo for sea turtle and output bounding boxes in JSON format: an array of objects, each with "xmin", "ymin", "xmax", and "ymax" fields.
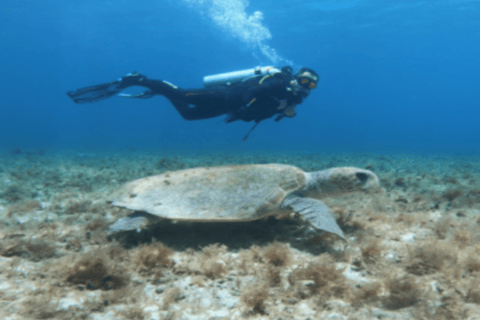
[{"xmin": 108, "ymin": 164, "xmax": 379, "ymax": 240}]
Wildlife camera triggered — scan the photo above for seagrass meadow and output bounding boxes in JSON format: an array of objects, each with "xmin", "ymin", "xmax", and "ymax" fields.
[{"xmin": 1, "ymin": 148, "xmax": 480, "ymax": 320}]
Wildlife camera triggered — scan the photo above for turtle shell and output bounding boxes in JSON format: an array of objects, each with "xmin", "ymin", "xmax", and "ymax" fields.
[{"xmin": 111, "ymin": 164, "xmax": 306, "ymax": 221}]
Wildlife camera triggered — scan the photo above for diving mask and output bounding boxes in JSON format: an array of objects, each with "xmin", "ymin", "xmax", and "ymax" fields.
[{"xmin": 297, "ymin": 72, "xmax": 318, "ymax": 89}]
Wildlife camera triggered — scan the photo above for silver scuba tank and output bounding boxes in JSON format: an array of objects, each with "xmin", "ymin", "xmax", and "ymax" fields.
[{"xmin": 203, "ymin": 66, "xmax": 281, "ymax": 87}]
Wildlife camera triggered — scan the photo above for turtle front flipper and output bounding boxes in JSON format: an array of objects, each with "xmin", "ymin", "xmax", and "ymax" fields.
[
  {"xmin": 282, "ymin": 196, "xmax": 345, "ymax": 240},
  {"xmin": 109, "ymin": 212, "xmax": 159, "ymax": 233}
]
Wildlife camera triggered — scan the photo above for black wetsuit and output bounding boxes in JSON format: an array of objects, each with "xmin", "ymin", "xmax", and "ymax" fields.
[{"xmin": 67, "ymin": 67, "xmax": 311, "ymax": 140}]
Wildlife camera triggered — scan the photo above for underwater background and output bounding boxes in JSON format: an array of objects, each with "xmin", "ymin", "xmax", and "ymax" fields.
[
  {"xmin": 1, "ymin": 0, "xmax": 479, "ymax": 154},
  {"xmin": 3, "ymin": 1, "xmax": 480, "ymax": 319}
]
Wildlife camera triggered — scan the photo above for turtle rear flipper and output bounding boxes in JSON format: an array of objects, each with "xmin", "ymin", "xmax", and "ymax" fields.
[{"xmin": 282, "ymin": 196, "xmax": 345, "ymax": 240}]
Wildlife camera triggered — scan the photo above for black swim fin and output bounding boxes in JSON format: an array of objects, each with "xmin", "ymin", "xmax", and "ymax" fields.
[
  {"xmin": 67, "ymin": 81, "xmax": 124, "ymax": 104},
  {"xmin": 66, "ymin": 72, "xmax": 146, "ymax": 104},
  {"xmin": 118, "ymin": 90, "xmax": 155, "ymax": 99}
]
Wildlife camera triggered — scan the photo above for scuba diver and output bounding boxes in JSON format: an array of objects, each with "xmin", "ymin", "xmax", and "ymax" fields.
[{"xmin": 66, "ymin": 66, "xmax": 319, "ymax": 141}]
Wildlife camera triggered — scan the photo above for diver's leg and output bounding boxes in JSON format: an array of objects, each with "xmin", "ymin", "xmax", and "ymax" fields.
[
  {"xmin": 136, "ymin": 82, "xmax": 230, "ymax": 120},
  {"xmin": 168, "ymin": 99, "xmax": 227, "ymax": 120},
  {"xmin": 67, "ymin": 73, "xmax": 230, "ymax": 120},
  {"xmin": 66, "ymin": 72, "xmax": 147, "ymax": 104}
]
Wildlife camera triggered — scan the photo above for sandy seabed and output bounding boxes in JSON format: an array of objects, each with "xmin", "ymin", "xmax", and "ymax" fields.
[{"xmin": 1, "ymin": 148, "xmax": 480, "ymax": 320}]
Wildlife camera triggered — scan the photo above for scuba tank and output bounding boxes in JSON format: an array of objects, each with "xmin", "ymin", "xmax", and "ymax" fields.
[{"xmin": 203, "ymin": 66, "xmax": 281, "ymax": 87}]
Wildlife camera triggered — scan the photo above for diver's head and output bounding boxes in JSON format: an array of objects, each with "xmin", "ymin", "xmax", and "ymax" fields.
[{"xmin": 294, "ymin": 68, "xmax": 319, "ymax": 89}]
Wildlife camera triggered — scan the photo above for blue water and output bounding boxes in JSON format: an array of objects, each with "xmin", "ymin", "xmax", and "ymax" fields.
[{"xmin": 1, "ymin": 0, "xmax": 479, "ymax": 154}]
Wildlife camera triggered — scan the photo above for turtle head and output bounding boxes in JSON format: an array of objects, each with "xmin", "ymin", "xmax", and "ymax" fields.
[{"xmin": 304, "ymin": 167, "xmax": 380, "ymax": 198}]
